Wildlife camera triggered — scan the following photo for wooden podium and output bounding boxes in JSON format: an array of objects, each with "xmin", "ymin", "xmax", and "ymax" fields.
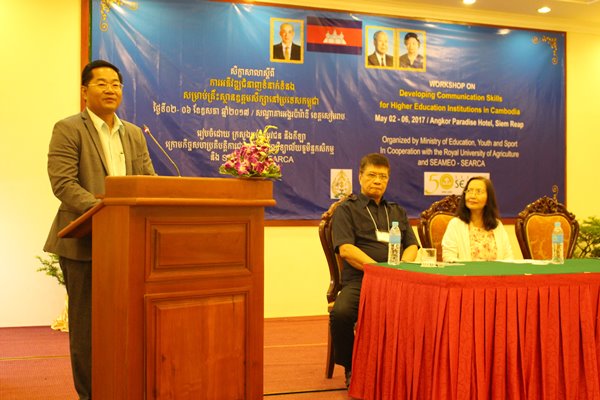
[{"xmin": 59, "ymin": 176, "xmax": 275, "ymax": 399}]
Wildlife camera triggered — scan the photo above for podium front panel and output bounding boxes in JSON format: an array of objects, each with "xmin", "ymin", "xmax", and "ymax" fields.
[
  {"xmin": 147, "ymin": 216, "xmax": 252, "ymax": 281},
  {"xmin": 145, "ymin": 291, "xmax": 247, "ymax": 399},
  {"xmin": 90, "ymin": 177, "xmax": 270, "ymax": 400}
]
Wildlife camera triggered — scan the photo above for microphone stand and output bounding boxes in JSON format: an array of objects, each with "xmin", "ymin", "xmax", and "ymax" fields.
[{"xmin": 142, "ymin": 125, "xmax": 182, "ymax": 177}]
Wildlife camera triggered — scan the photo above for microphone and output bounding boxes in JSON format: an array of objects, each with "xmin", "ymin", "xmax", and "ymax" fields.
[{"xmin": 142, "ymin": 124, "xmax": 181, "ymax": 177}]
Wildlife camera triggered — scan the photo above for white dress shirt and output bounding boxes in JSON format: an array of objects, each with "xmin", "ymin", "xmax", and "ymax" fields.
[{"xmin": 87, "ymin": 108, "xmax": 126, "ymax": 176}]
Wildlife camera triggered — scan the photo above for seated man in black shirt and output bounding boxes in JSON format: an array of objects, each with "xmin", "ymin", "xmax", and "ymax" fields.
[{"xmin": 330, "ymin": 153, "xmax": 419, "ymax": 388}]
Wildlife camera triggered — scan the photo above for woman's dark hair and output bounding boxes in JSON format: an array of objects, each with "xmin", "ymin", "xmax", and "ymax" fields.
[
  {"xmin": 81, "ymin": 60, "xmax": 123, "ymax": 86},
  {"xmin": 456, "ymin": 176, "xmax": 499, "ymax": 230}
]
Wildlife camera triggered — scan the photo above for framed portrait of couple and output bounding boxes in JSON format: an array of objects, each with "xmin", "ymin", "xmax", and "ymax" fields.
[{"xmin": 366, "ymin": 26, "xmax": 426, "ymax": 71}]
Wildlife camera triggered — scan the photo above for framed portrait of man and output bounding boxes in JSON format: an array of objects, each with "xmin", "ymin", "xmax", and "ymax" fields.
[
  {"xmin": 271, "ymin": 18, "xmax": 304, "ymax": 63},
  {"xmin": 365, "ymin": 26, "xmax": 395, "ymax": 68}
]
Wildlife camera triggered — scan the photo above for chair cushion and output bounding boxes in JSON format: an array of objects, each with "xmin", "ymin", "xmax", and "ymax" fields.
[{"xmin": 524, "ymin": 214, "xmax": 572, "ymax": 260}]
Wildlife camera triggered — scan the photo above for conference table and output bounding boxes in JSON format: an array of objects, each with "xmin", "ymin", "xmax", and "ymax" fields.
[{"xmin": 349, "ymin": 259, "xmax": 600, "ymax": 400}]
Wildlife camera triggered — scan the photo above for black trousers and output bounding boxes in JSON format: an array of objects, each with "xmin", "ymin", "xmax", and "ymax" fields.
[
  {"xmin": 59, "ymin": 257, "xmax": 92, "ymax": 400},
  {"xmin": 329, "ymin": 280, "xmax": 362, "ymax": 370}
]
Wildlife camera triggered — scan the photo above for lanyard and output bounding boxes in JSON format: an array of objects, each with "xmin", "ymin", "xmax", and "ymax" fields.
[{"xmin": 365, "ymin": 204, "xmax": 390, "ymax": 232}]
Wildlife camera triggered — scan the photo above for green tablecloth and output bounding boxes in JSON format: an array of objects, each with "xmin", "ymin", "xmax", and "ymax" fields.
[{"xmin": 375, "ymin": 258, "xmax": 600, "ymax": 276}]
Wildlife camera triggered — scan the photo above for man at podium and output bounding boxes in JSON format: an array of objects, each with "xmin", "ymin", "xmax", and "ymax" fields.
[{"xmin": 43, "ymin": 60, "xmax": 155, "ymax": 400}]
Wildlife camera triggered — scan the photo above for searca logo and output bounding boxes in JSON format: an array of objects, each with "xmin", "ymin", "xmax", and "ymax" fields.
[{"xmin": 423, "ymin": 172, "xmax": 490, "ymax": 195}]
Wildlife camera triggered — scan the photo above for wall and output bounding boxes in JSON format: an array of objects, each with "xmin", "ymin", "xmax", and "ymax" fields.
[
  {"xmin": 566, "ymin": 31, "xmax": 600, "ymax": 218},
  {"xmin": 0, "ymin": 0, "xmax": 81, "ymax": 326},
  {"xmin": 1, "ymin": 0, "xmax": 598, "ymax": 326}
]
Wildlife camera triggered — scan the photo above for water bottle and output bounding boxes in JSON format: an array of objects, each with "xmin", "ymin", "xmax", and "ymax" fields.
[
  {"xmin": 551, "ymin": 221, "xmax": 564, "ymax": 264},
  {"xmin": 388, "ymin": 221, "xmax": 401, "ymax": 265}
]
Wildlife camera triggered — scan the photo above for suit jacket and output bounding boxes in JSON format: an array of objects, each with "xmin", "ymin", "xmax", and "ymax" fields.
[
  {"xmin": 44, "ymin": 109, "xmax": 156, "ymax": 261},
  {"xmin": 368, "ymin": 52, "xmax": 394, "ymax": 67},
  {"xmin": 273, "ymin": 42, "xmax": 301, "ymax": 60}
]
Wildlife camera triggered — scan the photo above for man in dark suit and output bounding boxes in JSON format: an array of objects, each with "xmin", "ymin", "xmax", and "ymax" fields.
[
  {"xmin": 273, "ymin": 22, "xmax": 301, "ymax": 61},
  {"xmin": 367, "ymin": 31, "xmax": 393, "ymax": 67},
  {"xmin": 44, "ymin": 60, "xmax": 155, "ymax": 400}
]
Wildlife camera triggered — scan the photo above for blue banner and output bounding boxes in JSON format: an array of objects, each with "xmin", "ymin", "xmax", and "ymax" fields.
[{"xmin": 91, "ymin": 0, "xmax": 565, "ymax": 219}]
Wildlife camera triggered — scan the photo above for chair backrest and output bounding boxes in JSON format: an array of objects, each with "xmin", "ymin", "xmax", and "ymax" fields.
[
  {"xmin": 515, "ymin": 191, "xmax": 579, "ymax": 259},
  {"xmin": 319, "ymin": 197, "xmax": 348, "ymax": 304},
  {"xmin": 418, "ymin": 195, "xmax": 461, "ymax": 261}
]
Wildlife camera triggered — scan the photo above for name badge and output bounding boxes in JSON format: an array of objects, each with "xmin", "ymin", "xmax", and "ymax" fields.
[{"xmin": 376, "ymin": 230, "xmax": 389, "ymax": 243}]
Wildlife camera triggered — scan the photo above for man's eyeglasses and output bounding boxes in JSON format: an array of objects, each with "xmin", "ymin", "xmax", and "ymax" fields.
[
  {"xmin": 465, "ymin": 188, "xmax": 485, "ymax": 196},
  {"xmin": 87, "ymin": 82, "xmax": 124, "ymax": 91},
  {"xmin": 364, "ymin": 172, "xmax": 389, "ymax": 181}
]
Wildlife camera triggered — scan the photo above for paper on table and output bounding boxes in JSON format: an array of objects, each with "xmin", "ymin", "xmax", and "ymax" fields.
[
  {"xmin": 437, "ymin": 261, "xmax": 464, "ymax": 267},
  {"xmin": 498, "ymin": 259, "xmax": 552, "ymax": 265},
  {"xmin": 403, "ymin": 261, "xmax": 464, "ymax": 267}
]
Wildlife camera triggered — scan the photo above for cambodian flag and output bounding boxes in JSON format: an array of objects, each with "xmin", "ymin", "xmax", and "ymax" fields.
[{"xmin": 306, "ymin": 16, "xmax": 362, "ymax": 55}]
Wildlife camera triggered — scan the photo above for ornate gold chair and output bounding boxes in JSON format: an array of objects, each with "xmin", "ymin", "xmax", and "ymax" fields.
[
  {"xmin": 417, "ymin": 195, "xmax": 461, "ymax": 261},
  {"xmin": 318, "ymin": 196, "xmax": 347, "ymax": 379},
  {"xmin": 515, "ymin": 186, "xmax": 579, "ymax": 259}
]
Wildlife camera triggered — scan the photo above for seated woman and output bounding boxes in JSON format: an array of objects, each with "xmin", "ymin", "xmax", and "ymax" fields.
[{"xmin": 442, "ymin": 176, "xmax": 514, "ymax": 261}]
